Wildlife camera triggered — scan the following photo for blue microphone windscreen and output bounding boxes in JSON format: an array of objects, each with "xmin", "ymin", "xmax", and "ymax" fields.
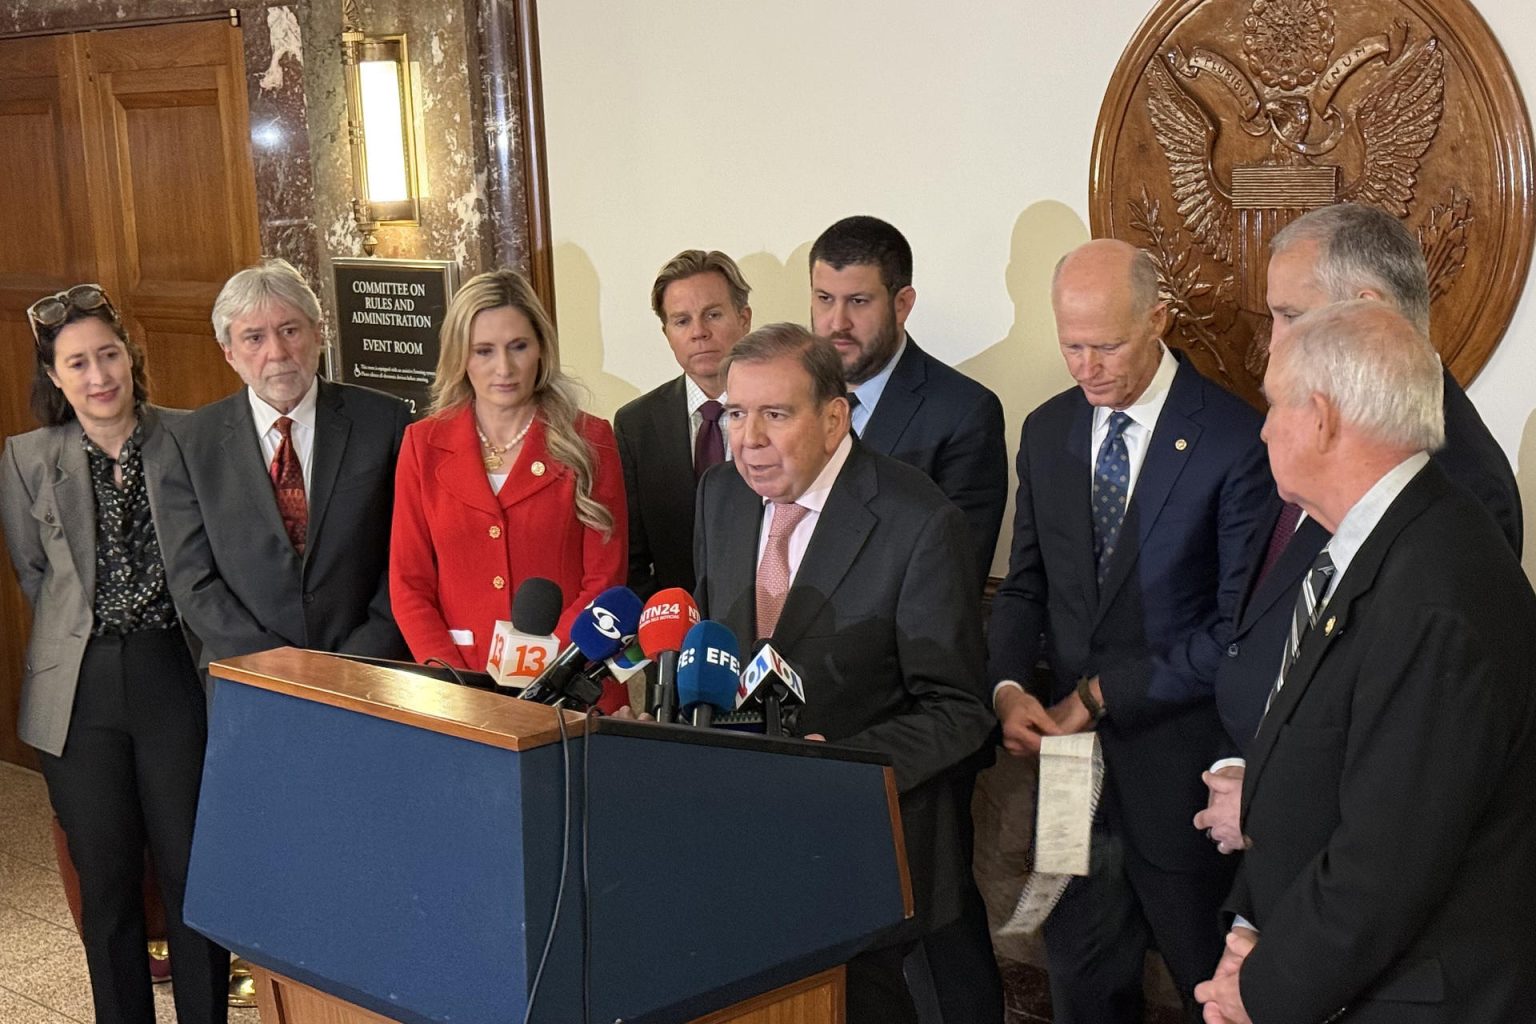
[
  {"xmin": 570, "ymin": 586, "xmax": 644, "ymax": 661},
  {"xmin": 676, "ymin": 620, "xmax": 742, "ymax": 712}
]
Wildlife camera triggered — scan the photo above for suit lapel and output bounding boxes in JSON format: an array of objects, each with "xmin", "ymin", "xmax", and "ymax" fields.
[
  {"xmin": 1241, "ymin": 465, "xmax": 1443, "ymax": 820},
  {"xmin": 858, "ymin": 342, "xmax": 924, "ymax": 454},
  {"xmin": 1058, "ymin": 398, "xmax": 1100, "ymax": 614},
  {"xmin": 710, "ymin": 467, "xmax": 767, "ymax": 647},
  {"xmin": 653, "ymin": 377, "xmax": 696, "ymax": 481},
  {"xmin": 53, "ymin": 421, "xmax": 96, "ymax": 599},
  {"xmin": 495, "ymin": 418, "xmax": 563, "ymax": 510},
  {"xmin": 1096, "ymin": 360, "xmax": 1202, "ymax": 618},
  {"xmin": 220, "ymin": 392, "xmax": 292, "ymax": 546},
  {"xmin": 306, "ymin": 382, "xmax": 349, "ymax": 550},
  {"xmin": 773, "ymin": 445, "xmax": 878, "ymax": 648},
  {"xmin": 426, "ymin": 406, "xmax": 507, "ymax": 517},
  {"xmin": 1235, "ymin": 516, "xmax": 1331, "ymax": 634}
]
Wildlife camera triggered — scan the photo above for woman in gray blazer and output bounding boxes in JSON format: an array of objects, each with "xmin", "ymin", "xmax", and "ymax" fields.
[{"xmin": 0, "ymin": 286, "xmax": 225, "ymax": 1024}]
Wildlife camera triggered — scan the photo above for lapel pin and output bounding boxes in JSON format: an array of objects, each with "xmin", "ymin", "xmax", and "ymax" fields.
[
  {"xmin": 1174, "ymin": 438, "xmax": 1188, "ymax": 451},
  {"xmin": 531, "ymin": 461, "xmax": 546, "ymax": 477},
  {"xmin": 1324, "ymin": 615, "xmax": 1336, "ymax": 635}
]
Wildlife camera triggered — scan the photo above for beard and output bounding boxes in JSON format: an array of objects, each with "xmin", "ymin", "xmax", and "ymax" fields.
[{"xmin": 832, "ymin": 314, "xmax": 902, "ymax": 386}]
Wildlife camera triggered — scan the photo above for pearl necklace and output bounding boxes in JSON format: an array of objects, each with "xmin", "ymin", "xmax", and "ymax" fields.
[{"xmin": 476, "ymin": 410, "xmax": 535, "ymax": 471}]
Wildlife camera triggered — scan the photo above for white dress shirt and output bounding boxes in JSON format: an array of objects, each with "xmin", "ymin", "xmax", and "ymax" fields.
[
  {"xmin": 247, "ymin": 377, "xmax": 318, "ymax": 499},
  {"xmin": 686, "ymin": 375, "xmax": 731, "ymax": 464}
]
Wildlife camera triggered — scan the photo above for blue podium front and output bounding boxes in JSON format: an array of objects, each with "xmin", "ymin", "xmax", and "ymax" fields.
[{"xmin": 184, "ymin": 648, "xmax": 910, "ymax": 1024}]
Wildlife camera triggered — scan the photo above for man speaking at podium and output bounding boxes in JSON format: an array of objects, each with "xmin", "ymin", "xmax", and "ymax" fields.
[{"xmin": 692, "ymin": 323, "xmax": 997, "ymax": 1024}]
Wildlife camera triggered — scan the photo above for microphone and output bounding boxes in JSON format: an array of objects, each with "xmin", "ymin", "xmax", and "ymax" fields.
[
  {"xmin": 487, "ymin": 578, "xmax": 564, "ymax": 689},
  {"xmin": 676, "ymin": 621, "xmax": 741, "ymax": 729},
  {"xmin": 637, "ymin": 588, "xmax": 700, "ymax": 724},
  {"xmin": 737, "ymin": 641, "xmax": 806, "ymax": 737},
  {"xmin": 519, "ymin": 586, "xmax": 643, "ymax": 704}
]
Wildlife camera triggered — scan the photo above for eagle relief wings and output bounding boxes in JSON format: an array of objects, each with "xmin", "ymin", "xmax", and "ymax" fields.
[
  {"xmin": 1145, "ymin": 56, "xmax": 1233, "ymax": 264},
  {"xmin": 1341, "ymin": 37, "xmax": 1446, "ymax": 215}
]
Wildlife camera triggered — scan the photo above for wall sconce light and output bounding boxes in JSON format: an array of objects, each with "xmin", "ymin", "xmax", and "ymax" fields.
[{"xmin": 342, "ymin": 13, "xmax": 420, "ymax": 254}]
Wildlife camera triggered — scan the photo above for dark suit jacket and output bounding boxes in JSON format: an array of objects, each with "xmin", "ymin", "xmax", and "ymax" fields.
[
  {"xmin": 1, "ymin": 406, "xmax": 187, "ymax": 756},
  {"xmin": 1438, "ymin": 366, "xmax": 1522, "ymax": 556},
  {"xmin": 614, "ymin": 376, "xmax": 696, "ymax": 598},
  {"xmin": 859, "ymin": 337, "xmax": 1007, "ymax": 589},
  {"xmin": 1230, "ymin": 461, "xmax": 1536, "ymax": 1024},
  {"xmin": 694, "ymin": 441, "xmax": 996, "ymax": 932},
  {"xmin": 154, "ymin": 380, "xmax": 412, "ymax": 669},
  {"xmin": 1214, "ymin": 368, "xmax": 1522, "ymax": 752},
  {"xmin": 988, "ymin": 356, "xmax": 1272, "ymax": 871}
]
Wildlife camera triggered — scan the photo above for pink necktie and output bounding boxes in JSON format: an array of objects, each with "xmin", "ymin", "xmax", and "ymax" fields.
[{"xmin": 755, "ymin": 502, "xmax": 810, "ymax": 640}]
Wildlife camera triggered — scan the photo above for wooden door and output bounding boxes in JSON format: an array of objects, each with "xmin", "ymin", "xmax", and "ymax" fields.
[{"xmin": 0, "ymin": 19, "xmax": 261, "ymax": 768}]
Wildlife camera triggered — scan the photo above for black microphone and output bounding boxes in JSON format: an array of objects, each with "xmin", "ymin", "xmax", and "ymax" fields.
[
  {"xmin": 737, "ymin": 641, "xmax": 806, "ymax": 737},
  {"xmin": 513, "ymin": 577, "xmax": 562, "ymax": 635},
  {"xmin": 518, "ymin": 586, "xmax": 642, "ymax": 704}
]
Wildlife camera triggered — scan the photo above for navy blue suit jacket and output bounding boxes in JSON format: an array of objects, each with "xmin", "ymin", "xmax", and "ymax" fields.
[
  {"xmin": 859, "ymin": 337, "xmax": 1007, "ymax": 590},
  {"xmin": 1213, "ymin": 367, "xmax": 1521, "ymax": 754},
  {"xmin": 988, "ymin": 356, "xmax": 1272, "ymax": 870}
]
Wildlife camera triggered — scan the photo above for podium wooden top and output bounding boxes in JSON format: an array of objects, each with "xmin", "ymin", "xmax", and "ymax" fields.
[{"xmin": 209, "ymin": 647, "xmax": 588, "ymax": 752}]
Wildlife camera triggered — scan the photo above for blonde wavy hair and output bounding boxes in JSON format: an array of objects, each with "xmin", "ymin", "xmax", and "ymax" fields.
[{"xmin": 430, "ymin": 269, "xmax": 614, "ymax": 537}]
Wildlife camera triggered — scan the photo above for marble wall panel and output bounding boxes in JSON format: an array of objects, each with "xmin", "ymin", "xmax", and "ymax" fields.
[{"xmin": 2, "ymin": 0, "xmax": 525, "ymax": 352}]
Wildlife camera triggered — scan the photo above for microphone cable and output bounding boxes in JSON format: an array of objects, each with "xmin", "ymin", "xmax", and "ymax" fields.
[
  {"xmin": 522, "ymin": 704, "xmax": 573, "ymax": 1024},
  {"xmin": 422, "ymin": 657, "xmax": 468, "ymax": 687}
]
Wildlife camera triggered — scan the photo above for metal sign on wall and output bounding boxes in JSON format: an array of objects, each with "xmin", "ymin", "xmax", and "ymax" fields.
[
  {"xmin": 333, "ymin": 257, "xmax": 460, "ymax": 416},
  {"xmin": 1091, "ymin": 0, "xmax": 1534, "ymax": 408}
]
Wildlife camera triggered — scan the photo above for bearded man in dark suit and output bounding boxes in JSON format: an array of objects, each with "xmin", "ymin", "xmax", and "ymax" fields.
[{"xmin": 154, "ymin": 257, "xmax": 411, "ymax": 672}]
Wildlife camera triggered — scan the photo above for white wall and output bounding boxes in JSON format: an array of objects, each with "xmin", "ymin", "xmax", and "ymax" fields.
[{"xmin": 541, "ymin": 0, "xmax": 1536, "ymax": 577}]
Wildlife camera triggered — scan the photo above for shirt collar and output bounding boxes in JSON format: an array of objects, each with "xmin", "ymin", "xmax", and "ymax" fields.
[
  {"xmin": 684, "ymin": 375, "xmax": 723, "ymax": 417},
  {"xmin": 1093, "ymin": 343, "xmax": 1177, "ymax": 434},
  {"xmin": 761, "ymin": 432, "xmax": 854, "ymax": 514},
  {"xmin": 247, "ymin": 376, "xmax": 319, "ymax": 435},
  {"xmin": 849, "ymin": 334, "xmax": 908, "ymax": 414},
  {"xmin": 1325, "ymin": 452, "xmax": 1431, "ymax": 580},
  {"xmin": 79, "ymin": 411, "xmax": 147, "ymax": 461}
]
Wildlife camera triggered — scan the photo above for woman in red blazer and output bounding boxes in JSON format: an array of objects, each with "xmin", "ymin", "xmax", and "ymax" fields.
[{"xmin": 390, "ymin": 269, "xmax": 627, "ymax": 677}]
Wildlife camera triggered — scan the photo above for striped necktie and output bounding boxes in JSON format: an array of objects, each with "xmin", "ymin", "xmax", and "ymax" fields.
[{"xmin": 1263, "ymin": 549, "xmax": 1336, "ymax": 721}]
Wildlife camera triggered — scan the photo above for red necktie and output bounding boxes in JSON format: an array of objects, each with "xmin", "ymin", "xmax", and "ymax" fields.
[
  {"xmin": 755, "ymin": 502, "xmax": 810, "ymax": 640},
  {"xmin": 694, "ymin": 400, "xmax": 725, "ymax": 479},
  {"xmin": 270, "ymin": 416, "xmax": 308, "ymax": 554},
  {"xmin": 1255, "ymin": 501, "xmax": 1303, "ymax": 586}
]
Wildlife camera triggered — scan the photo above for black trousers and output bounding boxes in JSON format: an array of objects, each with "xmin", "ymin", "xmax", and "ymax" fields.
[
  {"xmin": 39, "ymin": 628, "xmax": 228, "ymax": 1024},
  {"xmin": 847, "ymin": 942, "xmax": 920, "ymax": 1024},
  {"xmin": 1041, "ymin": 821, "xmax": 1232, "ymax": 1024}
]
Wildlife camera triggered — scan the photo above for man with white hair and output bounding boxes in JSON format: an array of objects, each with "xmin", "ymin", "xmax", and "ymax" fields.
[
  {"xmin": 1195, "ymin": 300, "xmax": 1536, "ymax": 1024},
  {"xmin": 1198, "ymin": 202, "xmax": 1523, "ymax": 851},
  {"xmin": 155, "ymin": 256, "xmax": 412, "ymax": 678}
]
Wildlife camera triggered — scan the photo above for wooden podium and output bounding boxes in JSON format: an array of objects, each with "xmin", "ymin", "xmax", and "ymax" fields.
[{"xmin": 184, "ymin": 648, "xmax": 912, "ymax": 1024}]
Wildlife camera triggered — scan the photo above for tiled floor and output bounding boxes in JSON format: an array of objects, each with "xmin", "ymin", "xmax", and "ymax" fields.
[{"xmin": 0, "ymin": 760, "xmax": 259, "ymax": 1024}]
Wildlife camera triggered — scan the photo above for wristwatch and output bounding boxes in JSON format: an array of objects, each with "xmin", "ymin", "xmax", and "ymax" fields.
[{"xmin": 1076, "ymin": 676, "xmax": 1106, "ymax": 723}]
